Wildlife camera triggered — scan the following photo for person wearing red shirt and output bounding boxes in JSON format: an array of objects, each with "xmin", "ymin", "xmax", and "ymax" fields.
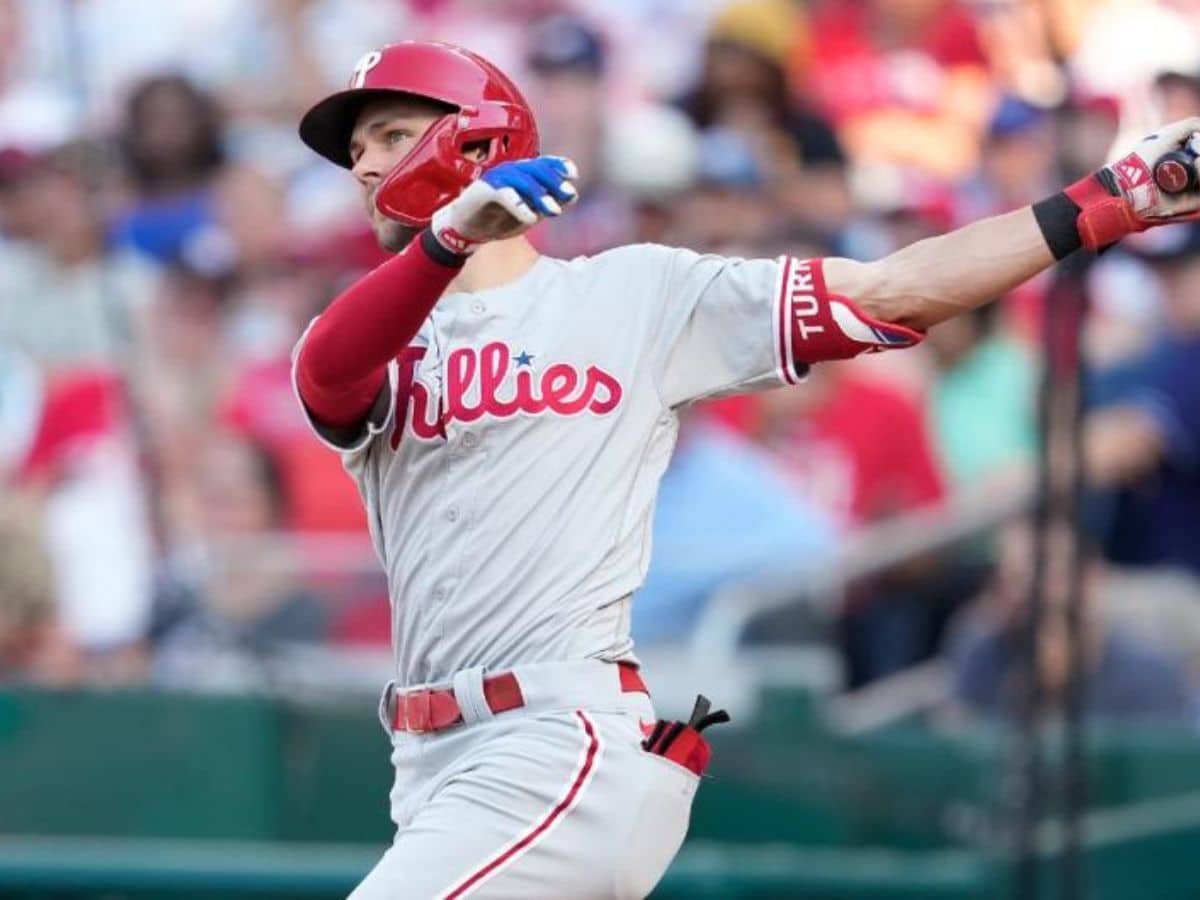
[
  {"xmin": 714, "ymin": 363, "xmax": 944, "ymax": 529},
  {"xmin": 221, "ymin": 357, "xmax": 367, "ymax": 533},
  {"xmin": 805, "ymin": 0, "xmax": 994, "ymax": 180},
  {"xmin": 708, "ymin": 364, "xmax": 956, "ymax": 686}
]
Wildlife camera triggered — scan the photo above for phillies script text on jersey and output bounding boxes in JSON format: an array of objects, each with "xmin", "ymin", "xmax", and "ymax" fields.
[{"xmin": 391, "ymin": 341, "xmax": 624, "ymax": 447}]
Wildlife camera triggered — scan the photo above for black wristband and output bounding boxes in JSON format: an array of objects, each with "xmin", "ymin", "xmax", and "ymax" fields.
[
  {"xmin": 1032, "ymin": 191, "xmax": 1084, "ymax": 260},
  {"xmin": 419, "ymin": 228, "xmax": 470, "ymax": 268}
]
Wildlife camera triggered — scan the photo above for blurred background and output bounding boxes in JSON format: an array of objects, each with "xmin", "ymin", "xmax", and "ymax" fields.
[{"xmin": 2, "ymin": 0, "xmax": 1200, "ymax": 897}]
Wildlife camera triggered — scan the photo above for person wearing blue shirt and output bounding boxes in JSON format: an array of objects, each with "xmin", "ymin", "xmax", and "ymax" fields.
[
  {"xmin": 111, "ymin": 75, "xmax": 227, "ymax": 266},
  {"xmin": 632, "ymin": 411, "xmax": 838, "ymax": 645},
  {"xmin": 1087, "ymin": 225, "xmax": 1200, "ymax": 576}
]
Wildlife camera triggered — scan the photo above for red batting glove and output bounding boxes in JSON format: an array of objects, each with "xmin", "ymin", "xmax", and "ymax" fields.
[{"xmin": 1064, "ymin": 118, "xmax": 1200, "ymax": 252}]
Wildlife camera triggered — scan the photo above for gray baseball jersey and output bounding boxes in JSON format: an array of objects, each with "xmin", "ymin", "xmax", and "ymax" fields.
[{"xmin": 293, "ymin": 244, "xmax": 810, "ymax": 688}]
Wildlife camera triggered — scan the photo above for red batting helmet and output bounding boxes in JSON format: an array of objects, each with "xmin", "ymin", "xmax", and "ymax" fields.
[{"xmin": 299, "ymin": 41, "xmax": 539, "ymax": 227}]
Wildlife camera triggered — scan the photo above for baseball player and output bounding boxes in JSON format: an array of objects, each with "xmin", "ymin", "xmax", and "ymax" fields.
[{"xmin": 292, "ymin": 41, "xmax": 1200, "ymax": 899}]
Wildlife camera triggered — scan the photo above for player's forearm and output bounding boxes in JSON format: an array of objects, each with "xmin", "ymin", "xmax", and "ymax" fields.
[
  {"xmin": 825, "ymin": 207, "xmax": 1055, "ymax": 331},
  {"xmin": 295, "ymin": 229, "xmax": 465, "ymax": 427},
  {"xmin": 830, "ymin": 119, "xmax": 1200, "ymax": 331}
]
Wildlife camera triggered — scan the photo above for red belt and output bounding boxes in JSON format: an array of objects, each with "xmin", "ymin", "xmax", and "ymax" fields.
[{"xmin": 392, "ymin": 661, "xmax": 648, "ymax": 733}]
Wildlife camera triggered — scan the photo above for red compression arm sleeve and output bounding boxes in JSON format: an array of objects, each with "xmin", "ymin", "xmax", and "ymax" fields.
[{"xmin": 295, "ymin": 230, "xmax": 465, "ymax": 429}]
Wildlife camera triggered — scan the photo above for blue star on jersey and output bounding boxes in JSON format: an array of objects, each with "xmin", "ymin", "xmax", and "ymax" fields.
[{"xmin": 515, "ymin": 351, "xmax": 534, "ymax": 367}]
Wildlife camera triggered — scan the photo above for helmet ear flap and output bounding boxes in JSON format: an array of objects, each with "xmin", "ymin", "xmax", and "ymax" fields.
[
  {"xmin": 373, "ymin": 115, "xmax": 475, "ymax": 227},
  {"xmin": 371, "ymin": 101, "xmax": 539, "ymax": 227}
]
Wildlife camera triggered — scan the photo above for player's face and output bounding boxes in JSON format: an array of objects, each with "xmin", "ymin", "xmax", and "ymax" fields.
[{"xmin": 349, "ymin": 97, "xmax": 447, "ymax": 252}]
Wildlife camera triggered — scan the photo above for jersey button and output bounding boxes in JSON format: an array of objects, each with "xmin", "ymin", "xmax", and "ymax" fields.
[
  {"xmin": 462, "ymin": 432, "xmax": 478, "ymax": 449},
  {"xmin": 446, "ymin": 506, "xmax": 460, "ymax": 522},
  {"xmin": 471, "ymin": 301, "xmax": 485, "ymax": 315},
  {"xmin": 432, "ymin": 586, "xmax": 446, "ymax": 602}
]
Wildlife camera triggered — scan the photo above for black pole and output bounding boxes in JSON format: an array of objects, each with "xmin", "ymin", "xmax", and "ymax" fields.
[
  {"xmin": 1013, "ymin": 268, "xmax": 1055, "ymax": 900},
  {"xmin": 1012, "ymin": 6, "xmax": 1098, "ymax": 890},
  {"xmin": 1058, "ymin": 252, "xmax": 1091, "ymax": 900}
]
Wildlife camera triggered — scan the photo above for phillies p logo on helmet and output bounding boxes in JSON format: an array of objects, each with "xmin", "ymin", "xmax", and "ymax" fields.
[{"xmin": 350, "ymin": 50, "xmax": 383, "ymax": 89}]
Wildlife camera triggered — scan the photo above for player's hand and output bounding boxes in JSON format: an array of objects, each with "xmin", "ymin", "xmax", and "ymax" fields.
[
  {"xmin": 428, "ymin": 156, "xmax": 579, "ymax": 255},
  {"xmin": 1066, "ymin": 118, "xmax": 1200, "ymax": 251}
]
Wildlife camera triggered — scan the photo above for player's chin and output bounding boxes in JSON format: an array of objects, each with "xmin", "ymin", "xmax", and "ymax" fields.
[{"xmin": 374, "ymin": 218, "xmax": 419, "ymax": 254}]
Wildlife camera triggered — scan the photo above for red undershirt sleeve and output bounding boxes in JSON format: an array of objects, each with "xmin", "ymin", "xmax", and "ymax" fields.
[{"xmin": 293, "ymin": 229, "xmax": 466, "ymax": 438}]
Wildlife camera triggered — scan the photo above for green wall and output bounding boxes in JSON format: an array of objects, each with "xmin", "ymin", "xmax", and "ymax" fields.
[{"xmin": 3, "ymin": 687, "xmax": 1200, "ymax": 899}]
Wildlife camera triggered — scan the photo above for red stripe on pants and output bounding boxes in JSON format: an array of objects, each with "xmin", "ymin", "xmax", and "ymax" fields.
[{"xmin": 441, "ymin": 710, "xmax": 601, "ymax": 899}]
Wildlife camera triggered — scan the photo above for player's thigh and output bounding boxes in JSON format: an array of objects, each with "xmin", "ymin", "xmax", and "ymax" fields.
[
  {"xmin": 350, "ymin": 710, "xmax": 616, "ymax": 899},
  {"xmin": 349, "ymin": 708, "xmax": 697, "ymax": 899}
]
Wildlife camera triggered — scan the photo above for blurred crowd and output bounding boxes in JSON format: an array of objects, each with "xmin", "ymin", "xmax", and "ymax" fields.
[{"xmin": 1, "ymin": 0, "xmax": 1200, "ymax": 727}]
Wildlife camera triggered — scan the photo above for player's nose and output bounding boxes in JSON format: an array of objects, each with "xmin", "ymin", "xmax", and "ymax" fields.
[{"xmin": 352, "ymin": 150, "xmax": 387, "ymax": 188}]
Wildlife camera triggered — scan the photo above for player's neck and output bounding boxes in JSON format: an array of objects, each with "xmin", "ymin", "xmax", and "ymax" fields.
[{"xmin": 448, "ymin": 236, "xmax": 541, "ymax": 295}]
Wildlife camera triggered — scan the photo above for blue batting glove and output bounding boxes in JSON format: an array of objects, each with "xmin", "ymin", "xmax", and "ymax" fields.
[{"xmin": 430, "ymin": 156, "xmax": 580, "ymax": 255}]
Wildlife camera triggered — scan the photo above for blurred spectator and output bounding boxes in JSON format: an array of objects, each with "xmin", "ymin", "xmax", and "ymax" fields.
[
  {"xmin": 805, "ymin": 0, "xmax": 994, "ymax": 182},
  {"xmin": 212, "ymin": 164, "xmax": 371, "ymax": 534},
  {"xmin": 944, "ymin": 517, "xmax": 1192, "ymax": 723},
  {"xmin": 602, "ymin": 103, "xmax": 700, "ymax": 244},
  {"xmin": 1056, "ymin": 93, "xmax": 1121, "ymax": 184},
  {"xmin": 410, "ymin": 0, "xmax": 560, "ymax": 83},
  {"xmin": 524, "ymin": 13, "xmax": 635, "ymax": 257},
  {"xmin": 527, "ymin": 13, "xmax": 608, "ymax": 180},
  {"xmin": 926, "ymin": 304, "xmax": 1037, "ymax": 489},
  {"xmin": 841, "ymin": 178, "xmax": 958, "ymax": 263},
  {"xmin": 680, "ymin": 0, "xmax": 809, "ymax": 139},
  {"xmin": 718, "ymin": 365, "xmax": 951, "ymax": 684},
  {"xmin": 1154, "ymin": 66, "xmax": 1200, "ymax": 120},
  {"xmin": 632, "ymin": 412, "xmax": 837, "ymax": 645},
  {"xmin": 0, "ymin": 145, "xmax": 158, "ymax": 371},
  {"xmin": 740, "ymin": 365, "xmax": 945, "ymax": 529},
  {"xmin": 1067, "ymin": 0, "xmax": 1200, "ymax": 117},
  {"xmin": 112, "ymin": 74, "xmax": 229, "ymax": 267},
  {"xmin": 967, "ymin": 0, "xmax": 1068, "ymax": 106},
  {"xmin": 0, "ymin": 144, "xmax": 157, "ymax": 668},
  {"xmin": 132, "ymin": 265, "xmax": 232, "ymax": 541},
  {"xmin": 221, "ymin": 280, "xmax": 370, "ymax": 535},
  {"xmin": 154, "ymin": 431, "xmax": 329, "ymax": 689},
  {"xmin": 677, "ymin": 0, "xmax": 850, "ymax": 241},
  {"xmin": 967, "ymin": 96, "xmax": 1058, "ymax": 216},
  {"xmin": 5, "ymin": 0, "xmax": 410, "ymax": 133},
  {"xmin": 212, "ymin": 164, "xmax": 292, "ymax": 288},
  {"xmin": 667, "ymin": 128, "xmax": 774, "ymax": 254},
  {"xmin": 0, "ymin": 0, "xmax": 74, "ymax": 152},
  {"xmin": 35, "ymin": 438, "xmax": 153, "ymax": 675},
  {"xmin": 0, "ymin": 146, "xmax": 35, "ymax": 240},
  {"xmin": 1085, "ymin": 223, "xmax": 1200, "ymax": 576},
  {"xmin": 0, "ymin": 334, "xmax": 154, "ymax": 674}
]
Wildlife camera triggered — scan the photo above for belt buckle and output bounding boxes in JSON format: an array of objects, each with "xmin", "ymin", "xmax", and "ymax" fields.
[{"xmin": 403, "ymin": 690, "xmax": 433, "ymax": 733}]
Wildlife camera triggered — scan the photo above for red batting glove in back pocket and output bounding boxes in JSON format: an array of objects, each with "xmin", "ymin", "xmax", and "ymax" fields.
[{"xmin": 641, "ymin": 695, "xmax": 730, "ymax": 777}]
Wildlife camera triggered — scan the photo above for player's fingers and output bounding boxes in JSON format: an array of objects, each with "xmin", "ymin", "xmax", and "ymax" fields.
[
  {"xmin": 523, "ymin": 158, "xmax": 578, "ymax": 204},
  {"xmin": 543, "ymin": 156, "xmax": 580, "ymax": 203},
  {"xmin": 501, "ymin": 168, "xmax": 561, "ymax": 217},
  {"xmin": 545, "ymin": 156, "xmax": 579, "ymax": 180},
  {"xmin": 492, "ymin": 185, "xmax": 539, "ymax": 225}
]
